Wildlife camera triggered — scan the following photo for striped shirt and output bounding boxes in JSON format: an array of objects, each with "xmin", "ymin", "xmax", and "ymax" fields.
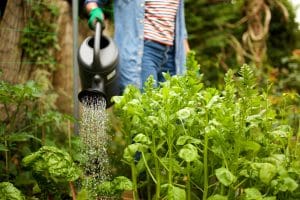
[{"xmin": 144, "ymin": 0, "xmax": 179, "ymax": 46}]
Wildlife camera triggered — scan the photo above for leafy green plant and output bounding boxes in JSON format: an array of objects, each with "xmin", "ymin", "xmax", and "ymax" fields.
[
  {"xmin": 0, "ymin": 76, "xmax": 79, "ymax": 199},
  {"xmin": 96, "ymin": 176, "xmax": 133, "ymax": 198},
  {"xmin": 0, "ymin": 182, "xmax": 25, "ymax": 200},
  {"xmin": 112, "ymin": 52, "xmax": 300, "ymax": 199},
  {"xmin": 21, "ymin": 0, "xmax": 59, "ymax": 70},
  {"xmin": 22, "ymin": 146, "xmax": 80, "ymax": 199}
]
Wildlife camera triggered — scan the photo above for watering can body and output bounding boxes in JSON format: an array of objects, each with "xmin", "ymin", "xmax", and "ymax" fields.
[{"xmin": 77, "ymin": 23, "xmax": 119, "ymax": 108}]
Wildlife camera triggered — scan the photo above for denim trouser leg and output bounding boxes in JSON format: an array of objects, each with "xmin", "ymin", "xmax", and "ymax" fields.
[{"xmin": 141, "ymin": 40, "xmax": 176, "ymax": 90}]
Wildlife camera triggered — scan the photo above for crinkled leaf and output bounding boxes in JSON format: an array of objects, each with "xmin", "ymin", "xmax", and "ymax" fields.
[
  {"xmin": 97, "ymin": 181, "xmax": 114, "ymax": 196},
  {"xmin": 113, "ymin": 176, "xmax": 133, "ymax": 191},
  {"xmin": 0, "ymin": 182, "xmax": 25, "ymax": 200},
  {"xmin": 215, "ymin": 167, "xmax": 236, "ymax": 186},
  {"xmin": 22, "ymin": 146, "xmax": 80, "ymax": 182}
]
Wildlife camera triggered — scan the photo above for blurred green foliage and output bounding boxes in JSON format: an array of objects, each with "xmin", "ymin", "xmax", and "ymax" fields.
[{"xmin": 185, "ymin": 0, "xmax": 300, "ymax": 92}]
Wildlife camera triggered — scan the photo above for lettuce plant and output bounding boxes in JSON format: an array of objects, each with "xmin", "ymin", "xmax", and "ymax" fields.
[
  {"xmin": 0, "ymin": 182, "xmax": 25, "ymax": 200},
  {"xmin": 22, "ymin": 146, "xmax": 80, "ymax": 199}
]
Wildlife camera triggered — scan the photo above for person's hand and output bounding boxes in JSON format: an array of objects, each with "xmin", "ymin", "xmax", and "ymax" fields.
[{"xmin": 88, "ymin": 7, "xmax": 104, "ymax": 30}]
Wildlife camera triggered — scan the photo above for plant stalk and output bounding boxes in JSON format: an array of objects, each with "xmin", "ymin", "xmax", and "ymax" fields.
[
  {"xmin": 146, "ymin": 172, "xmax": 151, "ymax": 200},
  {"xmin": 203, "ymin": 125, "xmax": 209, "ymax": 200},
  {"xmin": 187, "ymin": 162, "xmax": 191, "ymax": 200},
  {"xmin": 168, "ymin": 128, "xmax": 173, "ymax": 199},
  {"xmin": 69, "ymin": 181, "xmax": 76, "ymax": 200},
  {"xmin": 131, "ymin": 163, "xmax": 139, "ymax": 200},
  {"xmin": 152, "ymin": 138, "xmax": 160, "ymax": 200}
]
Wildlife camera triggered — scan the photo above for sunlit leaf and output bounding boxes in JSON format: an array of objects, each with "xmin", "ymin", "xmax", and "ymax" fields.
[
  {"xmin": 178, "ymin": 144, "xmax": 199, "ymax": 163},
  {"xmin": 244, "ymin": 188, "xmax": 262, "ymax": 200},
  {"xmin": 215, "ymin": 167, "xmax": 236, "ymax": 186}
]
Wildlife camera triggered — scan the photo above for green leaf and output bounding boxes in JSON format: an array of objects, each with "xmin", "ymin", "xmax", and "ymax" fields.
[
  {"xmin": 244, "ymin": 188, "xmax": 262, "ymax": 200},
  {"xmin": 207, "ymin": 194, "xmax": 228, "ymax": 200},
  {"xmin": 176, "ymin": 136, "xmax": 201, "ymax": 146},
  {"xmin": 22, "ymin": 146, "xmax": 80, "ymax": 182},
  {"xmin": 240, "ymin": 141, "xmax": 261, "ymax": 153},
  {"xmin": 262, "ymin": 197, "xmax": 276, "ymax": 200},
  {"xmin": 113, "ymin": 176, "xmax": 133, "ymax": 191},
  {"xmin": 123, "ymin": 143, "xmax": 148, "ymax": 163},
  {"xmin": 178, "ymin": 144, "xmax": 199, "ymax": 162},
  {"xmin": 215, "ymin": 167, "xmax": 236, "ymax": 186},
  {"xmin": 259, "ymin": 163, "xmax": 277, "ymax": 184},
  {"xmin": 160, "ymin": 157, "xmax": 182, "ymax": 173},
  {"xmin": 161, "ymin": 184, "xmax": 186, "ymax": 200},
  {"xmin": 133, "ymin": 134, "xmax": 151, "ymax": 145},
  {"xmin": 177, "ymin": 107, "xmax": 194, "ymax": 120},
  {"xmin": 0, "ymin": 144, "xmax": 8, "ymax": 152},
  {"xmin": 0, "ymin": 182, "xmax": 25, "ymax": 200},
  {"xmin": 278, "ymin": 177, "xmax": 299, "ymax": 192},
  {"xmin": 97, "ymin": 181, "xmax": 114, "ymax": 196},
  {"xmin": 8, "ymin": 132, "xmax": 41, "ymax": 143},
  {"xmin": 76, "ymin": 189, "xmax": 89, "ymax": 200}
]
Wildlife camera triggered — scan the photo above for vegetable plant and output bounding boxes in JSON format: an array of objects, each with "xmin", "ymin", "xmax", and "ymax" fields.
[
  {"xmin": 112, "ymin": 52, "xmax": 300, "ymax": 200},
  {"xmin": 22, "ymin": 145, "xmax": 81, "ymax": 200},
  {"xmin": 0, "ymin": 182, "xmax": 25, "ymax": 200}
]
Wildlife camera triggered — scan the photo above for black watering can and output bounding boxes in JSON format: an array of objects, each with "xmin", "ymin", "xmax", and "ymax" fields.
[{"xmin": 77, "ymin": 22, "xmax": 119, "ymax": 108}]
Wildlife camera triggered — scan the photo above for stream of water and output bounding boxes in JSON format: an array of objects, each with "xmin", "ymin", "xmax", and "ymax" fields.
[{"xmin": 79, "ymin": 96, "xmax": 111, "ymax": 199}]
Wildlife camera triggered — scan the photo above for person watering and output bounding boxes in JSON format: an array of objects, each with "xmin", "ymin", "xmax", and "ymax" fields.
[{"xmin": 84, "ymin": 0, "xmax": 190, "ymax": 92}]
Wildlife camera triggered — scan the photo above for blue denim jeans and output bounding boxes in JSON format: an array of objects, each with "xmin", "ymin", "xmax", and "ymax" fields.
[{"xmin": 141, "ymin": 40, "xmax": 176, "ymax": 90}]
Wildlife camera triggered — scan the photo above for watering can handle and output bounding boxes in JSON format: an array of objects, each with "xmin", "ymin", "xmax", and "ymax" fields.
[{"xmin": 93, "ymin": 22, "xmax": 103, "ymax": 69}]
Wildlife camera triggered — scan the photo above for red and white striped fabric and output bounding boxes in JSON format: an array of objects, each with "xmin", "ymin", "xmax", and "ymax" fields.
[{"xmin": 144, "ymin": 0, "xmax": 179, "ymax": 46}]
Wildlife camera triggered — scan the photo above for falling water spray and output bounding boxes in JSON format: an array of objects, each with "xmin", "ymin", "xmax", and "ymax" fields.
[{"xmin": 79, "ymin": 96, "xmax": 111, "ymax": 198}]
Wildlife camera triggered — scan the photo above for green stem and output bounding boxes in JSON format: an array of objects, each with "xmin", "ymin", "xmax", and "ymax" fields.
[
  {"xmin": 146, "ymin": 172, "xmax": 151, "ymax": 200},
  {"xmin": 168, "ymin": 128, "xmax": 173, "ymax": 199},
  {"xmin": 203, "ymin": 124, "xmax": 209, "ymax": 200},
  {"xmin": 152, "ymin": 138, "xmax": 160, "ymax": 200},
  {"xmin": 131, "ymin": 163, "xmax": 139, "ymax": 200},
  {"xmin": 5, "ymin": 140, "xmax": 8, "ymax": 178},
  {"xmin": 187, "ymin": 162, "xmax": 191, "ymax": 200},
  {"xmin": 142, "ymin": 152, "xmax": 157, "ymax": 184}
]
